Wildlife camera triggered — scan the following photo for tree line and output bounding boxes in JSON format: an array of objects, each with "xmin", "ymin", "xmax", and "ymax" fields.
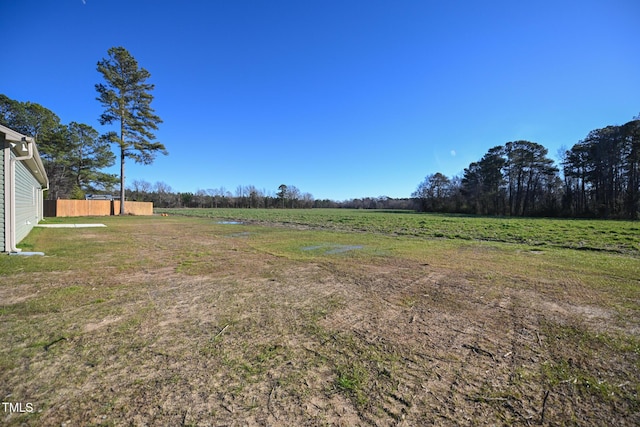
[
  {"xmin": 412, "ymin": 115, "xmax": 640, "ymax": 219},
  {"xmin": 127, "ymin": 180, "xmax": 412, "ymax": 210},
  {"xmin": 129, "ymin": 181, "xmax": 316, "ymax": 209}
]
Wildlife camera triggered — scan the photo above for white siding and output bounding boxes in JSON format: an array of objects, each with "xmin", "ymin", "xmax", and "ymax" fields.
[
  {"xmin": 0, "ymin": 146, "xmax": 4, "ymax": 252},
  {"xmin": 14, "ymin": 154, "xmax": 41, "ymax": 244}
]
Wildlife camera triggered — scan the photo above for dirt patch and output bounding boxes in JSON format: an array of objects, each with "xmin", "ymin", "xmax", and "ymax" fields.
[{"xmin": 84, "ymin": 316, "xmax": 122, "ymax": 332}]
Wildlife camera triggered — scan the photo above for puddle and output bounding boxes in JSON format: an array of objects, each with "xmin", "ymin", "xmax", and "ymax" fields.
[
  {"xmin": 217, "ymin": 221, "xmax": 243, "ymax": 225},
  {"xmin": 301, "ymin": 244, "xmax": 364, "ymax": 254},
  {"xmin": 301, "ymin": 245, "xmax": 327, "ymax": 251},
  {"xmin": 326, "ymin": 245, "xmax": 363, "ymax": 254}
]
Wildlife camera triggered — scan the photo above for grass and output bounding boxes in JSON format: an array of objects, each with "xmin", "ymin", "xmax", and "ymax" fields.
[
  {"xmin": 158, "ymin": 208, "xmax": 640, "ymax": 255},
  {"xmin": 1, "ymin": 212, "xmax": 638, "ymax": 425},
  {"xmin": 537, "ymin": 320, "xmax": 640, "ymax": 420}
]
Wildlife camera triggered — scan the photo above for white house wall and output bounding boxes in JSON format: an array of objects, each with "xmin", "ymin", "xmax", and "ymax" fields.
[
  {"xmin": 14, "ymin": 151, "xmax": 42, "ymax": 244},
  {"xmin": 0, "ymin": 143, "xmax": 4, "ymax": 252},
  {"xmin": 0, "ymin": 124, "xmax": 49, "ymax": 253}
]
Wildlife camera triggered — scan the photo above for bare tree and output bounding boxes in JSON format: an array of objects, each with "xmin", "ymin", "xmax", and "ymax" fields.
[{"xmin": 286, "ymin": 185, "xmax": 301, "ymax": 208}]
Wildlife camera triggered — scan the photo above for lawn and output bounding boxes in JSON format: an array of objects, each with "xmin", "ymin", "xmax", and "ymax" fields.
[{"xmin": 1, "ymin": 211, "xmax": 638, "ymax": 425}]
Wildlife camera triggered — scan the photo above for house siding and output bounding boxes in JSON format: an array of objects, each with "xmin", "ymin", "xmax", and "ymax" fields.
[
  {"xmin": 0, "ymin": 145, "xmax": 4, "ymax": 252},
  {"xmin": 0, "ymin": 125, "xmax": 48, "ymax": 253},
  {"xmin": 14, "ymin": 152, "xmax": 41, "ymax": 244}
]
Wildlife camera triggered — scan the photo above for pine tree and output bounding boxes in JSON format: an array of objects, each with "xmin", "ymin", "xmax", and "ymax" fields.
[{"xmin": 96, "ymin": 47, "xmax": 166, "ymax": 214}]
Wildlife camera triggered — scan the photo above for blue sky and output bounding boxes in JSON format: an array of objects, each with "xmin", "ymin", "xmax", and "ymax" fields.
[{"xmin": 1, "ymin": 0, "xmax": 639, "ymax": 200}]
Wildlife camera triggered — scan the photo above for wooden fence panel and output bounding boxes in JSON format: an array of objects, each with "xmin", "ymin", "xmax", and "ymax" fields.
[
  {"xmin": 113, "ymin": 201, "xmax": 153, "ymax": 216},
  {"xmin": 43, "ymin": 200, "xmax": 153, "ymax": 217}
]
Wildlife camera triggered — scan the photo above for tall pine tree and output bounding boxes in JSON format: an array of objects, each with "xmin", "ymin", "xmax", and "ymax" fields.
[{"xmin": 96, "ymin": 46, "xmax": 166, "ymax": 214}]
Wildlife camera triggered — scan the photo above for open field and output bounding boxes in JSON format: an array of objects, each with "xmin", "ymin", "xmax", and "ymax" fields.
[
  {"xmin": 1, "ymin": 210, "xmax": 639, "ymax": 425},
  {"xmin": 158, "ymin": 208, "xmax": 640, "ymax": 255}
]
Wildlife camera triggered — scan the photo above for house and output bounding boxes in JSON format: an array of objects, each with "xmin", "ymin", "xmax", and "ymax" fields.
[{"xmin": 1, "ymin": 124, "xmax": 49, "ymax": 253}]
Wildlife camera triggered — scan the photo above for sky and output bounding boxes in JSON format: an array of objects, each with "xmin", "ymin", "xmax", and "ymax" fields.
[{"xmin": 1, "ymin": 0, "xmax": 639, "ymax": 201}]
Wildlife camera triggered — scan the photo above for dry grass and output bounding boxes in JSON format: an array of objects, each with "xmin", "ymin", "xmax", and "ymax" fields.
[{"xmin": 1, "ymin": 215, "xmax": 638, "ymax": 426}]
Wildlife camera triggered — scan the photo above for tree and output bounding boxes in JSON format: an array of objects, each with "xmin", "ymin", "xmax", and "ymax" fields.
[
  {"xmin": 563, "ymin": 120, "xmax": 640, "ymax": 218},
  {"xmin": 277, "ymin": 184, "xmax": 288, "ymax": 208},
  {"xmin": 96, "ymin": 46, "xmax": 166, "ymax": 214},
  {"xmin": 1, "ymin": 94, "xmax": 116, "ymax": 198},
  {"xmin": 622, "ymin": 118, "xmax": 640, "ymax": 219},
  {"xmin": 462, "ymin": 146, "xmax": 506, "ymax": 214},
  {"xmin": 412, "ymin": 172, "xmax": 452, "ymax": 212},
  {"xmin": 153, "ymin": 181, "xmax": 173, "ymax": 208},
  {"xmin": 0, "ymin": 96, "xmax": 68, "ymax": 198},
  {"xmin": 286, "ymin": 185, "xmax": 301, "ymax": 208},
  {"xmin": 562, "ymin": 142, "xmax": 590, "ymax": 216},
  {"xmin": 503, "ymin": 141, "xmax": 558, "ymax": 216},
  {"xmin": 0, "ymin": 94, "xmax": 60, "ymax": 140},
  {"xmin": 67, "ymin": 122, "xmax": 117, "ymax": 193},
  {"xmin": 129, "ymin": 179, "xmax": 153, "ymax": 201},
  {"xmin": 41, "ymin": 125, "xmax": 75, "ymax": 199},
  {"xmin": 246, "ymin": 185, "xmax": 263, "ymax": 208},
  {"xmin": 301, "ymin": 192, "xmax": 315, "ymax": 208}
]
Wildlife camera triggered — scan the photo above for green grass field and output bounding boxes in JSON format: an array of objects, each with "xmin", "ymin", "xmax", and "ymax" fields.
[
  {"xmin": 158, "ymin": 208, "xmax": 640, "ymax": 254},
  {"xmin": 1, "ymin": 210, "xmax": 638, "ymax": 425}
]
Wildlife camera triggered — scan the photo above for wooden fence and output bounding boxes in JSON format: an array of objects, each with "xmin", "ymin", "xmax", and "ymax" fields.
[{"xmin": 44, "ymin": 200, "xmax": 153, "ymax": 217}]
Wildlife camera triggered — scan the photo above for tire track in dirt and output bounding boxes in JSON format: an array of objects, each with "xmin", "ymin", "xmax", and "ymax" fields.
[
  {"xmin": 315, "ymin": 258, "xmax": 508, "ymax": 425},
  {"xmin": 488, "ymin": 293, "xmax": 545, "ymax": 424},
  {"xmin": 360, "ymin": 261, "xmax": 547, "ymax": 425}
]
